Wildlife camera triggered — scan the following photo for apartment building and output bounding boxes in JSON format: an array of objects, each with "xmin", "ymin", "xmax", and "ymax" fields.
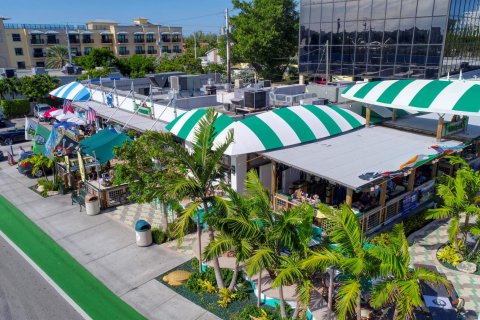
[{"xmin": 0, "ymin": 17, "xmax": 183, "ymax": 69}]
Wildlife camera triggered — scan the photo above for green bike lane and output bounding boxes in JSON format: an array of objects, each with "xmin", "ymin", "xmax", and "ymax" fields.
[{"xmin": 0, "ymin": 195, "xmax": 146, "ymax": 320}]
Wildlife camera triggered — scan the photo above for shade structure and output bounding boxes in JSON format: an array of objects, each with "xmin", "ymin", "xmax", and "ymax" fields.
[
  {"xmin": 67, "ymin": 117, "xmax": 86, "ymax": 125},
  {"xmin": 79, "ymin": 130, "xmax": 132, "ymax": 164},
  {"xmin": 55, "ymin": 112, "xmax": 75, "ymax": 121},
  {"xmin": 49, "ymin": 82, "xmax": 91, "ymax": 101},
  {"xmin": 342, "ymin": 79, "xmax": 480, "ymax": 116},
  {"xmin": 49, "ymin": 109, "xmax": 64, "ymax": 117},
  {"xmin": 166, "ymin": 105, "xmax": 365, "ymax": 156}
]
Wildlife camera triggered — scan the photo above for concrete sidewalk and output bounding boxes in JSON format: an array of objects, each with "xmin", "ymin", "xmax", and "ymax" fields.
[{"xmin": 0, "ymin": 157, "xmax": 218, "ymax": 320}]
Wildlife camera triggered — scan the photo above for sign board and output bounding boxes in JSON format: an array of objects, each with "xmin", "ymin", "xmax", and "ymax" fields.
[{"xmin": 444, "ymin": 116, "xmax": 468, "ymax": 136}]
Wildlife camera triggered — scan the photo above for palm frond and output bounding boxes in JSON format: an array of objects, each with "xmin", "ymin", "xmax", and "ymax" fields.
[
  {"xmin": 173, "ymin": 201, "xmax": 202, "ymax": 246},
  {"xmin": 203, "ymin": 233, "xmax": 235, "ymax": 261},
  {"xmin": 370, "ymin": 280, "xmax": 399, "ymax": 308},
  {"xmin": 301, "ymin": 249, "xmax": 341, "ymax": 272},
  {"xmin": 245, "ymin": 246, "xmax": 276, "ymax": 276},
  {"xmin": 335, "ymin": 279, "xmax": 362, "ymax": 320}
]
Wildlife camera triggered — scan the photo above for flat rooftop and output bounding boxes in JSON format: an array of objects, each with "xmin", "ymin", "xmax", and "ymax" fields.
[{"xmin": 262, "ymin": 126, "xmax": 462, "ymax": 190}]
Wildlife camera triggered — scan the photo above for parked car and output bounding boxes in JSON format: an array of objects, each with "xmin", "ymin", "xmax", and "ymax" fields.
[
  {"xmin": 0, "ymin": 127, "xmax": 26, "ymax": 145},
  {"xmin": 17, "ymin": 152, "xmax": 51, "ymax": 178},
  {"xmin": 0, "ymin": 119, "xmax": 6, "ymax": 128},
  {"xmin": 34, "ymin": 104, "xmax": 52, "ymax": 121}
]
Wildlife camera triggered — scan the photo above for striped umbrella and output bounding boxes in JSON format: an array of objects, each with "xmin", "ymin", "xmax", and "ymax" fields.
[
  {"xmin": 166, "ymin": 105, "xmax": 365, "ymax": 156},
  {"xmin": 49, "ymin": 81, "xmax": 91, "ymax": 101},
  {"xmin": 342, "ymin": 79, "xmax": 480, "ymax": 116}
]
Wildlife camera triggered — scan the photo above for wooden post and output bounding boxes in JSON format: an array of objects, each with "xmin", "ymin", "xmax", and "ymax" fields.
[
  {"xmin": 271, "ymin": 160, "xmax": 277, "ymax": 195},
  {"xmin": 431, "ymin": 162, "xmax": 439, "ymax": 179},
  {"xmin": 408, "ymin": 169, "xmax": 416, "ymax": 192},
  {"xmin": 436, "ymin": 116, "xmax": 444, "ymax": 142},
  {"xmin": 345, "ymin": 188, "xmax": 353, "ymax": 207},
  {"xmin": 379, "ymin": 182, "xmax": 388, "ymax": 223},
  {"xmin": 392, "ymin": 109, "xmax": 397, "ymax": 121},
  {"xmin": 365, "ymin": 107, "xmax": 371, "ymax": 128}
]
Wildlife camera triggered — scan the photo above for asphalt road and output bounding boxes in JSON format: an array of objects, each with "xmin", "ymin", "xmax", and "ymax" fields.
[{"xmin": 0, "ymin": 236, "xmax": 83, "ymax": 320}]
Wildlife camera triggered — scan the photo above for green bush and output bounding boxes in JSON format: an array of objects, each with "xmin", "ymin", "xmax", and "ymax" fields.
[
  {"xmin": 1, "ymin": 98, "xmax": 30, "ymax": 118},
  {"xmin": 185, "ymin": 272, "xmax": 204, "ymax": 293},
  {"xmin": 437, "ymin": 243, "xmax": 463, "ymax": 266},
  {"xmin": 231, "ymin": 305, "xmax": 278, "ymax": 320},
  {"xmin": 151, "ymin": 227, "xmax": 168, "ymax": 244},
  {"xmin": 405, "ymin": 210, "xmax": 433, "ymax": 235}
]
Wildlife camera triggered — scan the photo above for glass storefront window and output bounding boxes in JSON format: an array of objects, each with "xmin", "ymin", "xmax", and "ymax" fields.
[
  {"xmin": 414, "ymin": 17, "xmax": 432, "ymax": 44},
  {"xmin": 372, "ymin": 0, "xmax": 387, "ymax": 19},
  {"xmin": 358, "ymin": 0, "xmax": 373, "ymax": 20},
  {"xmin": 401, "ymin": 0, "xmax": 418, "ymax": 18},
  {"xmin": 398, "ymin": 18, "xmax": 415, "ymax": 44},
  {"xmin": 416, "ymin": 0, "xmax": 434, "ymax": 17}
]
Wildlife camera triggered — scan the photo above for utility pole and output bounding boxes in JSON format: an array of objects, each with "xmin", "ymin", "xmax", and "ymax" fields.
[
  {"xmin": 65, "ymin": 26, "xmax": 72, "ymax": 66},
  {"xmin": 194, "ymin": 32, "xmax": 197, "ymax": 59},
  {"xmin": 225, "ymin": 8, "xmax": 231, "ymax": 85}
]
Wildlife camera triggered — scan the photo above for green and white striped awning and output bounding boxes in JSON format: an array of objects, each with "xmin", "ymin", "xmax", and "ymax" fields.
[
  {"xmin": 342, "ymin": 80, "xmax": 480, "ymax": 116},
  {"xmin": 166, "ymin": 105, "xmax": 365, "ymax": 156}
]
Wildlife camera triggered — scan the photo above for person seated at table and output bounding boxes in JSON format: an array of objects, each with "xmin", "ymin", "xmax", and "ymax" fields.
[
  {"xmin": 88, "ymin": 168, "xmax": 98, "ymax": 181},
  {"xmin": 354, "ymin": 191, "xmax": 372, "ymax": 211},
  {"xmin": 309, "ymin": 194, "xmax": 321, "ymax": 205},
  {"xmin": 415, "ymin": 171, "xmax": 427, "ymax": 186},
  {"xmin": 387, "ymin": 180, "xmax": 397, "ymax": 193}
]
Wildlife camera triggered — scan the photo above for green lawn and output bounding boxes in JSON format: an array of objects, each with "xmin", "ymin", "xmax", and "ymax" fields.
[{"xmin": 0, "ymin": 195, "xmax": 145, "ymax": 320}]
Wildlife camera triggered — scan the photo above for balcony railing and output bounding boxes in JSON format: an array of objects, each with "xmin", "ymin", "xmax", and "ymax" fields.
[
  {"xmin": 47, "ymin": 39, "xmax": 59, "ymax": 44},
  {"xmin": 146, "ymin": 38, "xmax": 156, "ymax": 43},
  {"xmin": 173, "ymin": 49, "xmax": 182, "ymax": 53},
  {"xmin": 101, "ymin": 38, "xmax": 113, "ymax": 44},
  {"xmin": 172, "ymin": 37, "xmax": 181, "ymax": 42},
  {"xmin": 135, "ymin": 49, "xmax": 146, "ymax": 54},
  {"xmin": 162, "ymin": 49, "xmax": 172, "ymax": 53},
  {"xmin": 134, "ymin": 39, "xmax": 145, "ymax": 43},
  {"xmin": 69, "ymin": 39, "xmax": 80, "ymax": 44},
  {"xmin": 161, "ymin": 37, "xmax": 171, "ymax": 42},
  {"xmin": 74, "ymin": 52, "xmax": 82, "ymax": 56},
  {"xmin": 33, "ymin": 52, "xmax": 45, "ymax": 58},
  {"xmin": 147, "ymin": 49, "xmax": 157, "ymax": 54},
  {"xmin": 30, "ymin": 39, "xmax": 45, "ymax": 45},
  {"xmin": 119, "ymin": 50, "xmax": 130, "ymax": 55},
  {"xmin": 82, "ymin": 38, "xmax": 94, "ymax": 43},
  {"xmin": 117, "ymin": 39, "xmax": 128, "ymax": 43}
]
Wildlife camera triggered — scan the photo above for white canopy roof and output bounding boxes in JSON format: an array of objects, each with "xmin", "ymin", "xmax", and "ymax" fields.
[{"xmin": 262, "ymin": 126, "xmax": 462, "ymax": 189}]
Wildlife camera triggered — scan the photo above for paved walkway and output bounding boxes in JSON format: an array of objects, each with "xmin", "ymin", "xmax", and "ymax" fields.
[
  {"xmin": 0, "ymin": 146, "xmax": 219, "ymax": 320},
  {"xmin": 408, "ymin": 219, "xmax": 480, "ymax": 315}
]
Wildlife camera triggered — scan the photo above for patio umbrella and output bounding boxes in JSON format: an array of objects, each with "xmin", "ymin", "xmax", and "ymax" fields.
[
  {"xmin": 49, "ymin": 81, "xmax": 91, "ymax": 101},
  {"xmin": 43, "ymin": 107, "xmax": 59, "ymax": 118},
  {"xmin": 56, "ymin": 112, "xmax": 76, "ymax": 121}
]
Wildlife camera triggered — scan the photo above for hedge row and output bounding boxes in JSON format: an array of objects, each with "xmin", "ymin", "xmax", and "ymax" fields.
[{"xmin": 1, "ymin": 99, "xmax": 31, "ymax": 118}]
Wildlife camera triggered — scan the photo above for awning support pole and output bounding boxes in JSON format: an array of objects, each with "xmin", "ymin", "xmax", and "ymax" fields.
[
  {"xmin": 345, "ymin": 188, "xmax": 353, "ymax": 207},
  {"xmin": 392, "ymin": 109, "xmax": 397, "ymax": 121},
  {"xmin": 365, "ymin": 106, "xmax": 371, "ymax": 128},
  {"xmin": 407, "ymin": 169, "xmax": 416, "ymax": 192},
  {"xmin": 436, "ymin": 114, "xmax": 445, "ymax": 142},
  {"xmin": 271, "ymin": 160, "xmax": 277, "ymax": 196}
]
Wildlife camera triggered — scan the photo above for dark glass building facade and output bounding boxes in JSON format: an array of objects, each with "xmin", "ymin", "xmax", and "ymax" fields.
[{"xmin": 299, "ymin": 0, "xmax": 480, "ymax": 79}]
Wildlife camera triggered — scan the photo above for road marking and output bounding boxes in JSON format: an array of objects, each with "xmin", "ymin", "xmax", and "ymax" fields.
[{"xmin": 0, "ymin": 230, "xmax": 92, "ymax": 320}]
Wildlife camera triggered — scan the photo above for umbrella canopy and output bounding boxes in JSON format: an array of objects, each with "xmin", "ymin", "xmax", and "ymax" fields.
[
  {"xmin": 342, "ymin": 79, "xmax": 480, "ymax": 116},
  {"xmin": 56, "ymin": 112, "xmax": 76, "ymax": 121},
  {"xmin": 43, "ymin": 107, "xmax": 59, "ymax": 118},
  {"xmin": 167, "ymin": 105, "xmax": 365, "ymax": 156},
  {"xmin": 49, "ymin": 81, "xmax": 91, "ymax": 101},
  {"xmin": 49, "ymin": 109, "xmax": 64, "ymax": 117},
  {"xmin": 79, "ymin": 130, "xmax": 132, "ymax": 164}
]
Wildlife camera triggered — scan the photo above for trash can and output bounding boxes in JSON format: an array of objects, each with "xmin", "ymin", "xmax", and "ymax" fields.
[
  {"xmin": 135, "ymin": 219, "xmax": 152, "ymax": 247},
  {"xmin": 85, "ymin": 194, "xmax": 100, "ymax": 216}
]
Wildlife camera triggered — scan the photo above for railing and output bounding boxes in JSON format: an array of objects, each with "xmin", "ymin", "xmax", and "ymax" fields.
[
  {"xmin": 146, "ymin": 38, "xmax": 156, "ymax": 43},
  {"xmin": 69, "ymin": 39, "xmax": 80, "ymax": 44},
  {"xmin": 119, "ymin": 50, "xmax": 130, "ymax": 55},
  {"xmin": 135, "ymin": 49, "xmax": 146, "ymax": 54},
  {"xmin": 30, "ymin": 39, "xmax": 45, "ymax": 44},
  {"xmin": 85, "ymin": 181, "xmax": 130, "ymax": 209},
  {"xmin": 172, "ymin": 37, "xmax": 181, "ymax": 42},
  {"xmin": 101, "ymin": 39, "xmax": 113, "ymax": 44},
  {"xmin": 82, "ymin": 38, "xmax": 94, "ymax": 43},
  {"xmin": 173, "ymin": 49, "xmax": 182, "ymax": 53},
  {"xmin": 161, "ymin": 37, "xmax": 171, "ymax": 42},
  {"xmin": 117, "ymin": 39, "xmax": 128, "ymax": 43},
  {"xmin": 33, "ymin": 52, "xmax": 45, "ymax": 58},
  {"xmin": 162, "ymin": 49, "xmax": 172, "ymax": 53},
  {"xmin": 5, "ymin": 23, "xmax": 86, "ymax": 30},
  {"xmin": 47, "ymin": 39, "xmax": 59, "ymax": 44},
  {"xmin": 134, "ymin": 38, "xmax": 145, "ymax": 43},
  {"xmin": 147, "ymin": 49, "xmax": 157, "ymax": 54}
]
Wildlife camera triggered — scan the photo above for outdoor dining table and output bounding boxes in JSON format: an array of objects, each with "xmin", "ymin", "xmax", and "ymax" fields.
[{"xmin": 415, "ymin": 264, "xmax": 457, "ymax": 320}]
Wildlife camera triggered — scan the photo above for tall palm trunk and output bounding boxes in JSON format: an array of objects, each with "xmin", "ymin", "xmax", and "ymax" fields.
[
  {"xmin": 469, "ymin": 238, "xmax": 480, "ymax": 259},
  {"xmin": 454, "ymin": 233, "xmax": 464, "ymax": 259},
  {"xmin": 203, "ymin": 200, "xmax": 225, "ymax": 289},
  {"xmin": 292, "ymin": 295, "xmax": 301, "ymax": 319},
  {"xmin": 463, "ymin": 213, "xmax": 470, "ymax": 241},
  {"xmin": 257, "ymin": 270, "xmax": 262, "ymax": 307},
  {"xmin": 356, "ymin": 296, "xmax": 361, "ymax": 320},
  {"xmin": 162, "ymin": 202, "xmax": 169, "ymax": 232},
  {"xmin": 327, "ymin": 268, "xmax": 334, "ymax": 317},
  {"xmin": 196, "ymin": 214, "xmax": 202, "ymax": 273},
  {"xmin": 278, "ymin": 284, "xmax": 287, "ymax": 319},
  {"xmin": 228, "ymin": 260, "xmax": 240, "ymax": 292}
]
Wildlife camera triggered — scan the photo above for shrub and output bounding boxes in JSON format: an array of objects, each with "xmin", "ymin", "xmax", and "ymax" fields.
[
  {"xmin": 191, "ymin": 257, "xmax": 200, "ymax": 271},
  {"xmin": 217, "ymin": 287, "xmax": 236, "ymax": 308},
  {"xmin": 151, "ymin": 227, "xmax": 168, "ymax": 244},
  {"xmin": 185, "ymin": 272, "xmax": 204, "ymax": 293},
  {"xmin": 199, "ymin": 279, "xmax": 217, "ymax": 293},
  {"xmin": 437, "ymin": 243, "xmax": 463, "ymax": 266},
  {"xmin": 234, "ymin": 282, "xmax": 252, "ymax": 301},
  {"xmin": 231, "ymin": 305, "xmax": 277, "ymax": 320},
  {"xmin": 405, "ymin": 210, "xmax": 433, "ymax": 235},
  {"xmin": 1, "ymin": 98, "xmax": 30, "ymax": 118}
]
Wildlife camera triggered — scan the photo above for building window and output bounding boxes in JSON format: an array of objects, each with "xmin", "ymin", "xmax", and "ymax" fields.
[
  {"xmin": 117, "ymin": 34, "xmax": 128, "ymax": 43},
  {"xmin": 14, "ymin": 48, "xmax": 23, "ymax": 56},
  {"xmin": 147, "ymin": 46, "xmax": 156, "ymax": 54},
  {"xmin": 135, "ymin": 46, "xmax": 145, "ymax": 54},
  {"xmin": 84, "ymin": 47, "xmax": 92, "ymax": 55},
  {"xmin": 33, "ymin": 48, "xmax": 44, "ymax": 58},
  {"xmin": 47, "ymin": 35, "xmax": 59, "ymax": 44},
  {"xmin": 173, "ymin": 45, "xmax": 180, "ymax": 53},
  {"xmin": 17, "ymin": 61, "xmax": 26, "ymax": 69},
  {"xmin": 146, "ymin": 34, "xmax": 155, "ymax": 43},
  {"xmin": 36, "ymin": 61, "xmax": 45, "ymax": 67},
  {"xmin": 134, "ymin": 35, "xmax": 145, "ymax": 43},
  {"xmin": 12, "ymin": 34, "xmax": 21, "ymax": 42},
  {"xmin": 119, "ymin": 46, "xmax": 129, "ymax": 55}
]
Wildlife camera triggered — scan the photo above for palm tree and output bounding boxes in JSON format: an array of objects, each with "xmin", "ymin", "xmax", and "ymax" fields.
[
  {"xmin": 46, "ymin": 45, "xmax": 69, "ymax": 69},
  {"xmin": 426, "ymin": 157, "xmax": 480, "ymax": 257},
  {"xmin": 203, "ymin": 185, "xmax": 260, "ymax": 292},
  {"xmin": 164, "ymin": 108, "xmax": 233, "ymax": 288},
  {"xmin": 302, "ymin": 204, "xmax": 380, "ymax": 320},
  {"xmin": 243, "ymin": 170, "xmax": 314, "ymax": 319},
  {"xmin": 369, "ymin": 224, "xmax": 450, "ymax": 319},
  {"xmin": 3, "ymin": 77, "xmax": 20, "ymax": 99}
]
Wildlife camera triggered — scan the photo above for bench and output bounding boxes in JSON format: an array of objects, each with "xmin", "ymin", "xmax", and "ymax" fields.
[{"xmin": 71, "ymin": 188, "xmax": 87, "ymax": 211}]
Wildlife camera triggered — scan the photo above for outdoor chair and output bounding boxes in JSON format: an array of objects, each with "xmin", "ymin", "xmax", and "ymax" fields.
[{"xmin": 71, "ymin": 187, "xmax": 87, "ymax": 212}]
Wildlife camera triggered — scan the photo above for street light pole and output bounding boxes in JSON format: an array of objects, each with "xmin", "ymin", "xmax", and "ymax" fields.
[{"xmin": 225, "ymin": 8, "xmax": 231, "ymax": 85}]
